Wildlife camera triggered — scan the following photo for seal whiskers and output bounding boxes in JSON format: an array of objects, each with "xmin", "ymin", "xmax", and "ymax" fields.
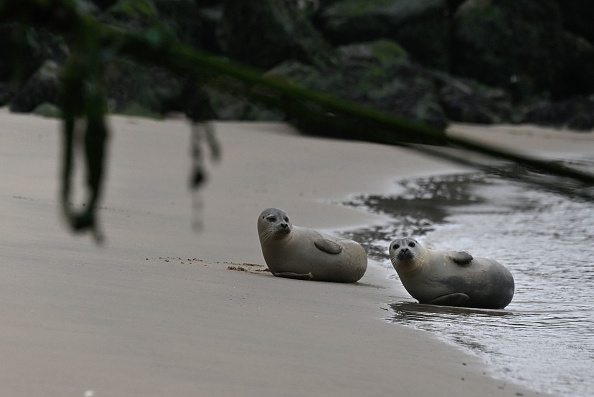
[{"xmin": 258, "ymin": 229, "xmax": 275, "ymax": 246}]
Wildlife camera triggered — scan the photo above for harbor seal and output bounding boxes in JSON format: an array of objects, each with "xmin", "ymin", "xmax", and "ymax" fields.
[
  {"xmin": 389, "ymin": 237, "xmax": 514, "ymax": 309},
  {"xmin": 257, "ymin": 208, "xmax": 367, "ymax": 282}
]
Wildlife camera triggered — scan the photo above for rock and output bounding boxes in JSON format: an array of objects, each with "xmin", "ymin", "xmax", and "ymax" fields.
[
  {"xmin": 106, "ymin": 60, "xmax": 183, "ymax": 116},
  {"xmin": 556, "ymin": 32, "xmax": 594, "ymax": 98},
  {"xmin": 0, "ymin": 82, "xmax": 9, "ymax": 107},
  {"xmin": 269, "ymin": 40, "xmax": 448, "ymax": 140},
  {"xmin": 554, "ymin": 0, "xmax": 594, "ymax": 43},
  {"xmin": 205, "ymin": 88, "xmax": 285, "ymax": 121},
  {"xmin": 10, "ymin": 60, "xmax": 60, "ymax": 113},
  {"xmin": 33, "ymin": 102, "xmax": 62, "ymax": 118},
  {"xmin": 0, "ymin": 25, "xmax": 66, "ymax": 84},
  {"xmin": 452, "ymin": 0, "xmax": 594, "ymax": 100},
  {"xmin": 89, "ymin": 0, "xmax": 118, "ymax": 10},
  {"xmin": 432, "ymin": 72, "xmax": 513, "ymax": 124},
  {"xmin": 522, "ymin": 96, "xmax": 594, "ymax": 131},
  {"xmin": 219, "ymin": 0, "xmax": 335, "ymax": 70},
  {"xmin": 154, "ymin": 0, "xmax": 222, "ymax": 53},
  {"xmin": 316, "ymin": 0, "xmax": 451, "ymax": 70}
]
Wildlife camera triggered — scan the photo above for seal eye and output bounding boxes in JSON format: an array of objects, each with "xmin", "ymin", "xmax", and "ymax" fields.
[
  {"xmin": 392, "ymin": 244, "xmax": 400, "ymax": 250},
  {"xmin": 267, "ymin": 216, "xmax": 277, "ymax": 222},
  {"xmin": 284, "ymin": 217, "xmax": 289, "ymax": 222},
  {"xmin": 408, "ymin": 242, "xmax": 415, "ymax": 248}
]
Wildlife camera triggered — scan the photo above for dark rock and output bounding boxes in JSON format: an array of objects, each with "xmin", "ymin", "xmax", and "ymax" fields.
[
  {"xmin": 452, "ymin": 0, "xmax": 594, "ymax": 100},
  {"xmin": 0, "ymin": 24, "xmax": 15, "ymax": 82},
  {"xmin": 0, "ymin": 24, "xmax": 66, "ymax": 84},
  {"xmin": 522, "ymin": 96, "xmax": 594, "ymax": 131},
  {"xmin": 556, "ymin": 32, "xmax": 594, "ymax": 98},
  {"xmin": 445, "ymin": 0, "xmax": 465, "ymax": 14},
  {"xmin": 567, "ymin": 111, "xmax": 594, "ymax": 131},
  {"xmin": 220, "ymin": 0, "xmax": 335, "ymax": 70},
  {"xmin": 154, "ymin": 0, "xmax": 222, "ymax": 53},
  {"xmin": 102, "ymin": 0, "xmax": 225, "ymax": 117},
  {"xmin": 0, "ymin": 83, "xmax": 9, "ymax": 106},
  {"xmin": 10, "ymin": 60, "xmax": 60, "ymax": 113},
  {"xmin": 432, "ymin": 72, "xmax": 513, "ymax": 124},
  {"xmin": 105, "ymin": 0, "xmax": 159, "ymax": 23},
  {"xmin": 269, "ymin": 40, "xmax": 448, "ymax": 140},
  {"xmin": 89, "ymin": 0, "xmax": 119, "ymax": 10},
  {"xmin": 317, "ymin": 0, "xmax": 451, "ymax": 70},
  {"xmin": 106, "ymin": 59, "xmax": 183, "ymax": 116},
  {"xmin": 205, "ymin": 88, "xmax": 285, "ymax": 121},
  {"xmin": 554, "ymin": 0, "xmax": 594, "ymax": 43}
]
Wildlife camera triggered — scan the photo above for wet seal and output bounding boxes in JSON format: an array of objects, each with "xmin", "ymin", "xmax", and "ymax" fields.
[
  {"xmin": 257, "ymin": 208, "xmax": 367, "ymax": 283},
  {"xmin": 389, "ymin": 237, "xmax": 514, "ymax": 309}
]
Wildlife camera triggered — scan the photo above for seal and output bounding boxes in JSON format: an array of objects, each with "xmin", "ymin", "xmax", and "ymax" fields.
[
  {"xmin": 257, "ymin": 208, "xmax": 367, "ymax": 283},
  {"xmin": 389, "ymin": 237, "xmax": 514, "ymax": 309}
]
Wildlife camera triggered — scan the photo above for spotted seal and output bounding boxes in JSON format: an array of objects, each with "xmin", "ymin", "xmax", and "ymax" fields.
[
  {"xmin": 389, "ymin": 237, "xmax": 514, "ymax": 309},
  {"xmin": 258, "ymin": 208, "xmax": 367, "ymax": 283}
]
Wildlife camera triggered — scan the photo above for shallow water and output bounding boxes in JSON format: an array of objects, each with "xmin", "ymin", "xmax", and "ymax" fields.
[{"xmin": 343, "ymin": 165, "xmax": 594, "ymax": 397}]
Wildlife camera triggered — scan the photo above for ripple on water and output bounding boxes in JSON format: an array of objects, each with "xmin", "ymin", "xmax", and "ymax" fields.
[{"xmin": 342, "ymin": 166, "xmax": 594, "ymax": 397}]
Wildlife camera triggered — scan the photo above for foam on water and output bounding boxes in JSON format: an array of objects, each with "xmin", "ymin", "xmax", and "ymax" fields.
[{"xmin": 342, "ymin": 167, "xmax": 594, "ymax": 397}]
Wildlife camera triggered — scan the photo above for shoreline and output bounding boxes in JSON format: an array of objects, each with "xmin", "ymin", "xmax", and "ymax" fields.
[{"xmin": 2, "ymin": 110, "xmax": 585, "ymax": 396}]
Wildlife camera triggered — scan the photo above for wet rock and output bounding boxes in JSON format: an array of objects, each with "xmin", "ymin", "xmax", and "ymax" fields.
[
  {"xmin": 432, "ymin": 72, "xmax": 513, "ymax": 124},
  {"xmin": 220, "ymin": 0, "xmax": 335, "ymax": 70},
  {"xmin": 270, "ymin": 40, "xmax": 448, "ymax": 138},
  {"xmin": 316, "ymin": 0, "xmax": 451, "ymax": 70},
  {"xmin": 555, "ymin": 0, "xmax": 594, "ymax": 44},
  {"xmin": 0, "ymin": 25, "xmax": 66, "ymax": 85},
  {"xmin": 522, "ymin": 96, "xmax": 594, "ymax": 131},
  {"xmin": 0, "ymin": 82, "xmax": 9, "ymax": 107},
  {"xmin": 556, "ymin": 32, "xmax": 594, "ymax": 99},
  {"xmin": 10, "ymin": 60, "xmax": 60, "ymax": 113},
  {"xmin": 106, "ymin": 60, "xmax": 183, "ymax": 116},
  {"xmin": 154, "ymin": 0, "xmax": 222, "ymax": 52},
  {"xmin": 89, "ymin": 0, "xmax": 118, "ymax": 10},
  {"xmin": 452, "ymin": 0, "xmax": 594, "ymax": 100}
]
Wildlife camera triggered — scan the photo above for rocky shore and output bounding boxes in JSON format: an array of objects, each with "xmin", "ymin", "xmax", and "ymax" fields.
[{"xmin": 1, "ymin": 0, "xmax": 593, "ymax": 133}]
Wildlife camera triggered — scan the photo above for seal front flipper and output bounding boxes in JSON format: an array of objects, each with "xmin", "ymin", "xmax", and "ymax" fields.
[
  {"xmin": 313, "ymin": 238, "xmax": 343, "ymax": 255},
  {"xmin": 451, "ymin": 251, "xmax": 473, "ymax": 265},
  {"xmin": 274, "ymin": 272, "xmax": 314, "ymax": 280},
  {"xmin": 430, "ymin": 293, "xmax": 470, "ymax": 306}
]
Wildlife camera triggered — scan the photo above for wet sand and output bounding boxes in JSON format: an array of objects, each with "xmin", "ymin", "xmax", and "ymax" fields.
[{"xmin": 3, "ymin": 109, "xmax": 587, "ymax": 396}]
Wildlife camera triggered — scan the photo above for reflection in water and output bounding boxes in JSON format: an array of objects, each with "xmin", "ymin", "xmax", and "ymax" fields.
[
  {"xmin": 342, "ymin": 174, "xmax": 487, "ymax": 259},
  {"xmin": 343, "ymin": 167, "xmax": 594, "ymax": 397},
  {"xmin": 391, "ymin": 301, "xmax": 513, "ymax": 318}
]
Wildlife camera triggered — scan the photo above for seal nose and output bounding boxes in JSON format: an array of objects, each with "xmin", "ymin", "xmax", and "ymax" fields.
[
  {"xmin": 281, "ymin": 223, "xmax": 288, "ymax": 229},
  {"xmin": 401, "ymin": 247, "xmax": 409, "ymax": 253}
]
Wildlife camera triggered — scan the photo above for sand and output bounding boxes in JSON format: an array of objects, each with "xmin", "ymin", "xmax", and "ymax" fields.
[{"xmin": 3, "ymin": 108, "xmax": 590, "ymax": 396}]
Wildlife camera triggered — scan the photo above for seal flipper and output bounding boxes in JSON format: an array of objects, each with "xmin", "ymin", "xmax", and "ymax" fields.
[
  {"xmin": 451, "ymin": 251, "xmax": 473, "ymax": 265},
  {"xmin": 274, "ymin": 272, "xmax": 313, "ymax": 280},
  {"xmin": 430, "ymin": 293, "xmax": 470, "ymax": 306},
  {"xmin": 314, "ymin": 238, "xmax": 343, "ymax": 255}
]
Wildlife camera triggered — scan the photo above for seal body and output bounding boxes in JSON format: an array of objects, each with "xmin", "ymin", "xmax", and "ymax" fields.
[
  {"xmin": 257, "ymin": 208, "xmax": 367, "ymax": 283},
  {"xmin": 389, "ymin": 237, "xmax": 514, "ymax": 309}
]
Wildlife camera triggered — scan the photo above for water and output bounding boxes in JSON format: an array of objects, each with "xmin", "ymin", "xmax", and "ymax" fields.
[{"xmin": 342, "ymin": 166, "xmax": 594, "ymax": 397}]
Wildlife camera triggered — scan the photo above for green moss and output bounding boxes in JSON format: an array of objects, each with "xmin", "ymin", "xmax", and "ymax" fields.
[{"xmin": 368, "ymin": 39, "xmax": 408, "ymax": 64}]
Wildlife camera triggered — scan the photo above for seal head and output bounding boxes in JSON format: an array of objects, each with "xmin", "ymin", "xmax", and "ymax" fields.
[
  {"xmin": 258, "ymin": 208, "xmax": 292, "ymax": 241},
  {"xmin": 391, "ymin": 238, "xmax": 417, "ymax": 261}
]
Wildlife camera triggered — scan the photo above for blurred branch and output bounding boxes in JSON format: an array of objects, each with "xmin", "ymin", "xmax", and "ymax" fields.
[{"xmin": 1, "ymin": 0, "xmax": 593, "ymax": 240}]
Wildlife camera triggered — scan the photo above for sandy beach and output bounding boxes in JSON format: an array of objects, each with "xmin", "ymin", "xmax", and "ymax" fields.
[{"xmin": 3, "ymin": 109, "xmax": 591, "ymax": 396}]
